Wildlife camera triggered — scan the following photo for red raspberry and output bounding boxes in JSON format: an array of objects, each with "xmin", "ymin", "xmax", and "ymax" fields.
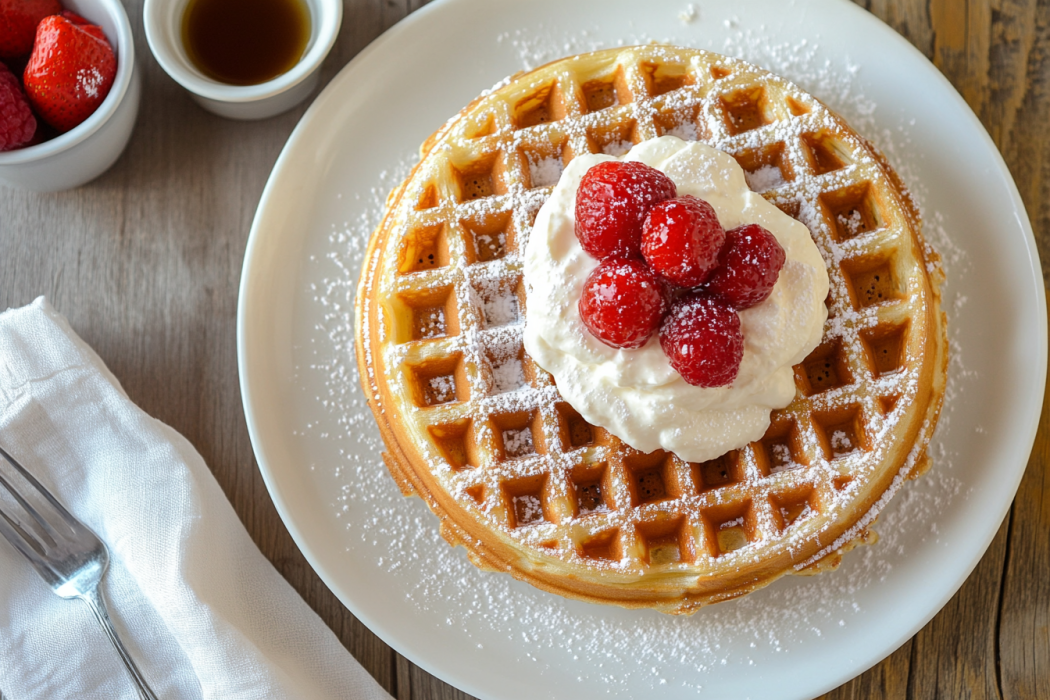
[
  {"xmin": 579, "ymin": 257, "xmax": 668, "ymax": 349},
  {"xmin": 0, "ymin": 62, "xmax": 35, "ymax": 151},
  {"xmin": 575, "ymin": 160, "xmax": 676, "ymax": 260},
  {"xmin": 704, "ymin": 223, "xmax": 786, "ymax": 309},
  {"xmin": 642, "ymin": 195, "xmax": 726, "ymax": 287},
  {"xmin": 660, "ymin": 293, "xmax": 743, "ymax": 387}
]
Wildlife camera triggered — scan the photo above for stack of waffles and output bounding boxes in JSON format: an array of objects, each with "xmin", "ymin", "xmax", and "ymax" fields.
[{"xmin": 355, "ymin": 45, "xmax": 947, "ymax": 614}]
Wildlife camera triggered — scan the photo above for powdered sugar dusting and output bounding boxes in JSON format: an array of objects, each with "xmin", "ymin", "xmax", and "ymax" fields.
[
  {"xmin": 528, "ymin": 155, "xmax": 564, "ymax": 188},
  {"xmin": 601, "ymin": 139, "xmax": 634, "ymax": 156},
  {"xmin": 678, "ymin": 4, "xmax": 698, "ymax": 25},
  {"xmin": 491, "ymin": 353, "xmax": 526, "ymax": 394},
  {"xmin": 504, "ymin": 427, "xmax": 535, "ymax": 458},
  {"xmin": 472, "ymin": 277, "xmax": 522, "ymax": 328},
  {"xmin": 297, "ymin": 20, "xmax": 976, "ymax": 697},
  {"xmin": 745, "ymin": 164, "xmax": 787, "ymax": 192},
  {"xmin": 830, "ymin": 430, "xmax": 856, "ymax": 454},
  {"xmin": 665, "ymin": 121, "xmax": 699, "ymax": 142},
  {"xmin": 428, "ymin": 375, "xmax": 455, "ymax": 404}
]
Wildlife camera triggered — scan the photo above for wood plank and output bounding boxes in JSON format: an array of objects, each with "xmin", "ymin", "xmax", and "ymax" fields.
[
  {"xmin": 987, "ymin": 0, "xmax": 1050, "ymax": 290},
  {"xmin": 408, "ymin": 662, "xmax": 476, "ymax": 700},
  {"xmin": 929, "ymin": 0, "xmax": 993, "ymax": 114},
  {"xmin": 396, "ymin": 654, "xmax": 414, "ymax": 700},
  {"xmin": 861, "ymin": 0, "xmax": 934, "ymax": 56}
]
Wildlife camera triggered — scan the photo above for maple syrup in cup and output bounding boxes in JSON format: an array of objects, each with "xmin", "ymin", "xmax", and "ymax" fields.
[
  {"xmin": 144, "ymin": 0, "xmax": 340, "ymax": 118},
  {"xmin": 182, "ymin": 0, "xmax": 310, "ymax": 85}
]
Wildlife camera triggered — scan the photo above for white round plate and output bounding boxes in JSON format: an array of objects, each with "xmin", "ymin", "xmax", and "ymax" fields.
[{"xmin": 237, "ymin": 1, "xmax": 1047, "ymax": 698}]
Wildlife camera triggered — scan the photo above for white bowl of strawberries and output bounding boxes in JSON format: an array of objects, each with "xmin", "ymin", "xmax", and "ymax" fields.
[{"xmin": 0, "ymin": 0, "xmax": 139, "ymax": 191}]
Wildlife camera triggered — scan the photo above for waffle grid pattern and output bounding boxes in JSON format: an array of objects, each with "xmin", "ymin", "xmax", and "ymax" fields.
[{"xmin": 358, "ymin": 46, "xmax": 944, "ymax": 606}]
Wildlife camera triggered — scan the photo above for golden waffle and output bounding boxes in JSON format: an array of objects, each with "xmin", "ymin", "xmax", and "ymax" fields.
[{"xmin": 355, "ymin": 46, "xmax": 947, "ymax": 614}]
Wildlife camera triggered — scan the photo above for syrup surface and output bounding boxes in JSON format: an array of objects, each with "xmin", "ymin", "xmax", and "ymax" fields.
[{"xmin": 182, "ymin": 0, "xmax": 310, "ymax": 86}]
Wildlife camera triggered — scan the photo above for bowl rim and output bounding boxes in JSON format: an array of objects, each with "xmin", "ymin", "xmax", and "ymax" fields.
[
  {"xmin": 0, "ymin": 0, "xmax": 136, "ymax": 165},
  {"xmin": 143, "ymin": 0, "xmax": 343, "ymax": 104}
]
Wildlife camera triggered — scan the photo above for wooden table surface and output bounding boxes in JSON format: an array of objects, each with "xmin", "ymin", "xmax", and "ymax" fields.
[{"xmin": 2, "ymin": 0, "xmax": 1048, "ymax": 697}]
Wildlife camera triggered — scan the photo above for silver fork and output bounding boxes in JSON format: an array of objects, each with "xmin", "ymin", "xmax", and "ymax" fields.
[{"xmin": 0, "ymin": 444, "xmax": 159, "ymax": 700}]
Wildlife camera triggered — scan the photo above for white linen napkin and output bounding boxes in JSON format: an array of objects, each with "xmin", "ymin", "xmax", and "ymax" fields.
[{"xmin": 0, "ymin": 298, "xmax": 394, "ymax": 700}]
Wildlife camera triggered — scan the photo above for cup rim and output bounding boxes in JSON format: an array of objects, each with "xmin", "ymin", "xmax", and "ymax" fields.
[
  {"xmin": 0, "ymin": 0, "xmax": 136, "ymax": 165},
  {"xmin": 144, "ymin": 0, "xmax": 342, "ymax": 104}
]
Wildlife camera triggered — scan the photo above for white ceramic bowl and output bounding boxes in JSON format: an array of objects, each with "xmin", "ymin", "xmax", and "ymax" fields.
[
  {"xmin": 144, "ymin": 0, "xmax": 341, "ymax": 120},
  {"xmin": 0, "ymin": 0, "xmax": 140, "ymax": 192}
]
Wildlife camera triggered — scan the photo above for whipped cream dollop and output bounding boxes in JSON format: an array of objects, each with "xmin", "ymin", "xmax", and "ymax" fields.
[{"xmin": 522, "ymin": 136, "xmax": 830, "ymax": 462}]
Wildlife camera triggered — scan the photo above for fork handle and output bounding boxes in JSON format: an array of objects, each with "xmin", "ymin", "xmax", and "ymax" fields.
[{"xmin": 79, "ymin": 586, "xmax": 160, "ymax": 700}]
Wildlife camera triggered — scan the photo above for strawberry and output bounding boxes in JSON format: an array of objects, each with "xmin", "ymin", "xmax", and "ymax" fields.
[
  {"xmin": 0, "ymin": 0, "xmax": 61, "ymax": 59},
  {"xmin": 0, "ymin": 60, "xmax": 35, "ymax": 150},
  {"xmin": 23, "ymin": 13, "xmax": 116, "ymax": 133}
]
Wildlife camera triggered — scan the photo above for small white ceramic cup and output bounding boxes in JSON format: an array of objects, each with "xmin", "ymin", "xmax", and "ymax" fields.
[
  {"xmin": 0, "ymin": 0, "xmax": 140, "ymax": 192},
  {"xmin": 144, "ymin": 0, "xmax": 341, "ymax": 120}
]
